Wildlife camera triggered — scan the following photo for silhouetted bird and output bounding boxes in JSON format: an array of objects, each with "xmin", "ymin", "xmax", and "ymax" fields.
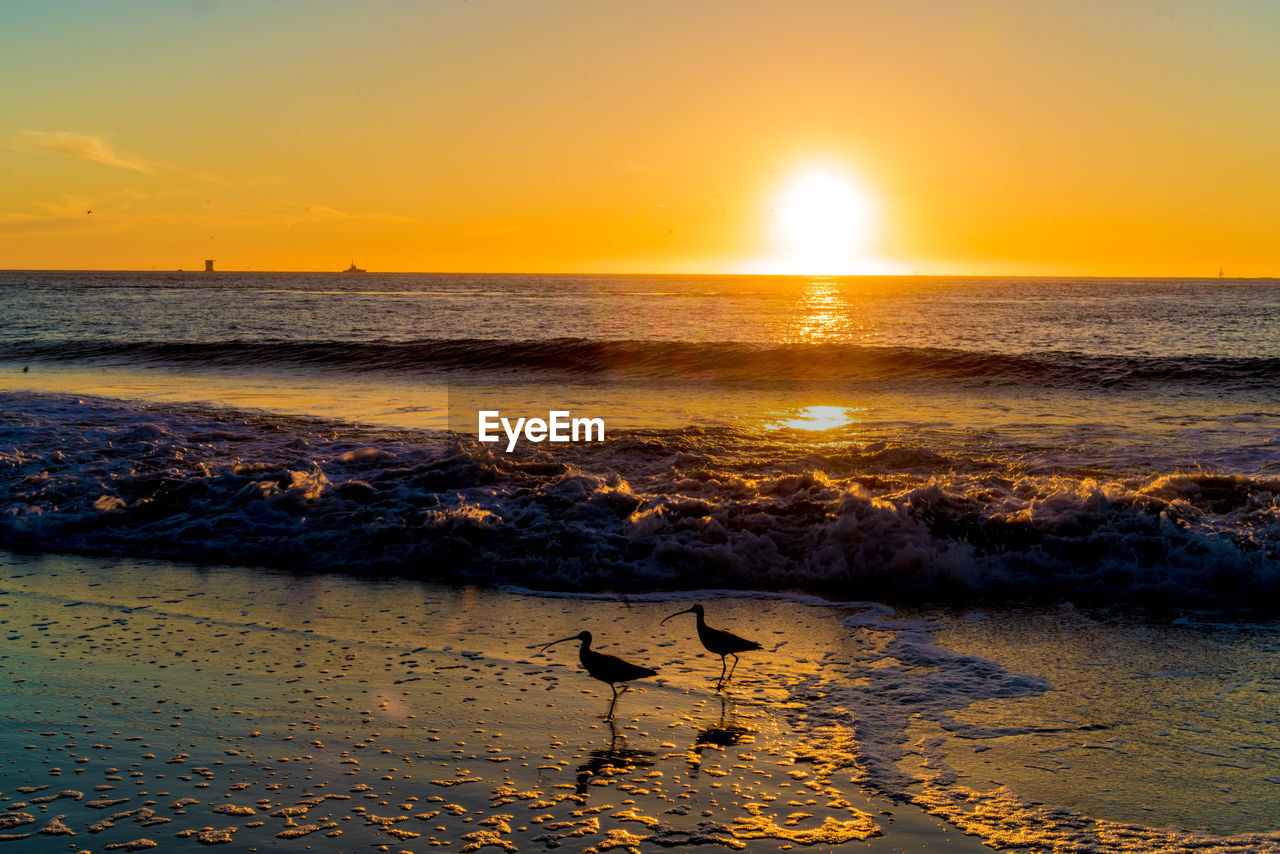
[
  {"xmin": 661, "ymin": 603, "xmax": 762, "ymax": 687},
  {"xmin": 534, "ymin": 630, "xmax": 658, "ymax": 720}
]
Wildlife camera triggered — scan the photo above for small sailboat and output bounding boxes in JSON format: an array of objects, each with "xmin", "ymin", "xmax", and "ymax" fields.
[{"xmin": 343, "ymin": 260, "xmax": 366, "ymax": 273}]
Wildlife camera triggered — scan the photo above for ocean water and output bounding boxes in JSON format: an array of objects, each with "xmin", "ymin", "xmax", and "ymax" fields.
[
  {"xmin": 2, "ymin": 271, "xmax": 1277, "ymax": 604},
  {"xmin": 3, "ymin": 271, "xmax": 1280, "ymax": 850}
]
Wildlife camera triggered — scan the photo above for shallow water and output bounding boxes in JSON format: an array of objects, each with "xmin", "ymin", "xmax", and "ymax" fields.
[
  {"xmin": 2, "ymin": 551, "xmax": 1276, "ymax": 852},
  {"xmin": 915, "ymin": 608, "xmax": 1280, "ymax": 834},
  {"xmin": 0, "ymin": 551, "xmax": 975, "ymax": 852}
]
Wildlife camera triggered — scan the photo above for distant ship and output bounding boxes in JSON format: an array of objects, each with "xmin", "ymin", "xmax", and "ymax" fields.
[{"xmin": 343, "ymin": 260, "xmax": 366, "ymax": 273}]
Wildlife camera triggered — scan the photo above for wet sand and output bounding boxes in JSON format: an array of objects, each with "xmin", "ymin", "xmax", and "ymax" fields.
[
  {"xmin": 0, "ymin": 551, "xmax": 984, "ymax": 853},
  {"xmin": 3, "ymin": 551, "xmax": 1278, "ymax": 853}
]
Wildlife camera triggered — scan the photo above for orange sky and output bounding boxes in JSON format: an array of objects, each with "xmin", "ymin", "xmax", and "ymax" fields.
[{"xmin": 2, "ymin": 1, "xmax": 1277, "ymax": 275}]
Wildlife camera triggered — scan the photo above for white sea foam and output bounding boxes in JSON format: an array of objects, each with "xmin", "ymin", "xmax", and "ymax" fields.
[{"xmin": 3, "ymin": 392, "xmax": 1278, "ymax": 606}]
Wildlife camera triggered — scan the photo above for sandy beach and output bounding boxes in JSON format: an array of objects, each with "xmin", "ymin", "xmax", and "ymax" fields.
[
  {"xmin": 0, "ymin": 550, "xmax": 975, "ymax": 853},
  {"xmin": 2, "ymin": 550, "xmax": 1277, "ymax": 853}
]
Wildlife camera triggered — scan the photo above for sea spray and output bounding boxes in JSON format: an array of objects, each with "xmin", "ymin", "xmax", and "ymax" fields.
[{"xmin": 3, "ymin": 393, "xmax": 1277, "ymax": 606}]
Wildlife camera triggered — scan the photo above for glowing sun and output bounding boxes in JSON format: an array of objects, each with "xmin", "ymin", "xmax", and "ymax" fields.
[{"xmin": 742, "ymin": 163, "xmax": 893, "ymax": 275}]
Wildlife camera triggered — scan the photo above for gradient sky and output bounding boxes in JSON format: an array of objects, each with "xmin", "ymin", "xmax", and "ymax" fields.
[{"xmin": 2, "ymin": 0, "xmax": 1278, "ymax": 275}]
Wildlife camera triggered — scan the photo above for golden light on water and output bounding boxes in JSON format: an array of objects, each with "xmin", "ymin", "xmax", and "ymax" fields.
[
  {"xmin": 777, "ymin": 405, "xmax": 863, "ymax": 432},
  {"xmin": 789, "ymin": 280, "xmax": 854, "ymax": 343}
]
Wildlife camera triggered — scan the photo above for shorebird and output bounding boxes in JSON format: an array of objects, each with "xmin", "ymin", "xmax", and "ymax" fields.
[
  {"xmin": 534, "ymin": 631, "xmax": 658, "ymax": 720},
  {"xmin": 661, "ymin": 604, "xmax": 762, "ymax": 687}
]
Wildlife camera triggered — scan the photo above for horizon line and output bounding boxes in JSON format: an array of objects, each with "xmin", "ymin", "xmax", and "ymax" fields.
[{"xmin": 0, "ymin": 267, "xmax": 1274, "ymax": 280}]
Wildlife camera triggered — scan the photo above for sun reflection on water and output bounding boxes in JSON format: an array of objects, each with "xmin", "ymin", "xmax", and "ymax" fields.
[
  {"xmin": 775, "ymin": 405, "xmax": 865, "ymax": 432},
  {"xmin": 786, "ymin": 280, "xmax": 866, "ymax": 344}
]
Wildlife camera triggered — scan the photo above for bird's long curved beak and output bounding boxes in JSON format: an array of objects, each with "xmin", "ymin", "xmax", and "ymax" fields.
[
  {"xmin": 531, "ymin": 635, "xmax": 579, "ymax": 652},
  {"xmin": 660, "ymin": 607, "xmax": 696, "ymax": 625}
]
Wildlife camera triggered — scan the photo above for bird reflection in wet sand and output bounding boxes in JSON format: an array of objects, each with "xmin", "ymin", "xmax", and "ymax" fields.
[
  {"xmin": 662, "ymin": 603, "xmax": 762, "ymax": 689},
  {"xmin": 689, "ymin": 694, "xmax": 755, "ymax": 774},
  {"xmin": 574, "ymin": 720, "xmax": 656, "ymax": 794},
  {"xmin": 531, "ymin": 630, "xmax": 658, "ymax": 720}
]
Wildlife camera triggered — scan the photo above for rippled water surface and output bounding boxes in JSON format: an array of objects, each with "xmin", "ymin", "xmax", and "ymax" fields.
[{"xmin": 2, "ymin": 272, "xmax": 1279, "ymax": 851}]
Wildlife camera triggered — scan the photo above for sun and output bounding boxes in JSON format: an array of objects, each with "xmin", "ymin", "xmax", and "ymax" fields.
[
  {"xmin": 774, "ymin": 165, "xmax": 874, "ymax": 257},
  {"xmin": 741, "ymin": 162, "xmax": 892, "ymax": 275}
]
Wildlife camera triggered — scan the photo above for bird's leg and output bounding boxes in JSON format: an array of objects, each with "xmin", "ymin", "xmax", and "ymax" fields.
[
  {"xmin": 605, "ymin": 683, "xmax": 620, "ymax": 721},
  {"xmin": 726, "ymin": 653, "xmax": 740, "ymax": 682},
  {"xmin": 717, "ymin": 655, "xmax": 728, "ymax": 686}
]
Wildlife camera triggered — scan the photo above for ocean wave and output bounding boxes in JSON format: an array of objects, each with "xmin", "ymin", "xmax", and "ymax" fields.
[
  {"xmin": 5, "ymin": 338, "xmax": 1280, "ymax": 390},
  {"xmin": 2, "ymin": 393, "xmax": 1278, "ymax": 607}
]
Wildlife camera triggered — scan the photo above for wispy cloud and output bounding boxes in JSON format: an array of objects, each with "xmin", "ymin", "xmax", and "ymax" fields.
[
  {"xmin": 0, "ymin": 194, "xmax": 129, "ymax": 239},
  {"xmin": 305, "ymin": 205, "xmax": 357, "ymax": 221},
  {"xmin": 246, "ymin": 202, "xmax": 415, "ymax": 226},
  {"xmin": 461, "ymin": 222, "xmax": 524, "ymax": 237},
  {"xmin": 36, "ymin": 194, "xmax": 97, "ymax": 218},
  {"xmin": 0, "ymin": 193, "xmax": 414, "ymax": 241},
  {"xmin": 13, "ymin": 130, "xmax": 157, "ymax": 173}
]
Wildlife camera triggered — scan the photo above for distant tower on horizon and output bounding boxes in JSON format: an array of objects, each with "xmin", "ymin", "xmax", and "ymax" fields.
[{"xmin": 204, "ymin": 259, "xmax": 215, "ymax": 272}]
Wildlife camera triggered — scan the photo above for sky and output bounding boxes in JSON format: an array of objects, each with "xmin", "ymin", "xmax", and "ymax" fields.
[{"xmin": 2, "ymin": 0, "xmax": 1278, "ymax": 275}]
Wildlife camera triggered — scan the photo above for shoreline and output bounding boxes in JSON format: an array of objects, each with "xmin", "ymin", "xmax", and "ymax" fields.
[
  {"xmin": 2, "ymin": 550, "xmax": 1277, "ymax": 852},
  {"xmin": 0, "ymin": 550, "xmax": 982, "ymax": 853}
]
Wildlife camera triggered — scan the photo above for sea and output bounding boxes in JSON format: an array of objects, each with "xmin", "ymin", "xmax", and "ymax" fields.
[
  {"xmin": 2, "ymin": 271, "xmax": 1280, "ymax": 850},
  {"xmin": 1, "ymin": 271, "xmax": 1277, "ymax": 604}
]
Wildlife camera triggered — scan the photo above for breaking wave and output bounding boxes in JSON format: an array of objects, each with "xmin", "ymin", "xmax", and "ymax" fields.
[
  {"xmin": 6, "ymin": 338, "xmax": 1280, "ymax": 391},
  {"xmin": 3, "ymin": 393, "xmax": 1277, "ymax": 607}
]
